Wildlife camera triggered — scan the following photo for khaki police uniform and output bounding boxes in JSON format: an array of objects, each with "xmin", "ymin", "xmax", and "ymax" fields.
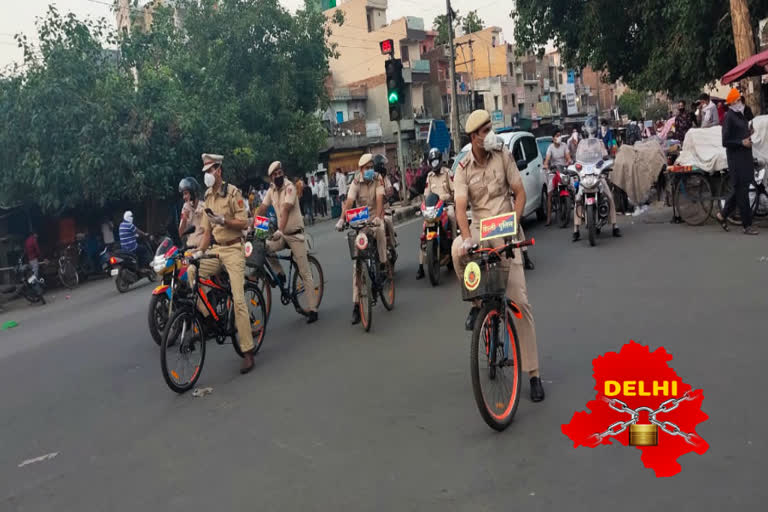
[
  {"xmin": 181, "ymin": 200, "xmax": 205, "ymax": 248},
  {"xmin": 450, "ymin": 147, "xmax": 540, "ymax": 373},
  {"xmin": 191, "ymin": 182, "xmax": 254, "ymax": 353},
  {"xmin": 347, "ymin": 173, "xmax": 387, "ymax": 302},
  {"xmin": 262, "ymin": 179, "xmax": 318, "ymax": 312},
  {"xmin": 420, "ymin": 167, "xmax": 457, "ymax": 265}
]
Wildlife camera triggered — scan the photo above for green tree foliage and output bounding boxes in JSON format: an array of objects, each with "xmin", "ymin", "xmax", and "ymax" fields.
[
  {"xmin": 0, "ymin": 0, "xmax": 338, "ymax": 213},
  {"xmin": 616, "ymin": 90, "xmax": 646, "ymax": 119},
  {"xmin": 461, "ymin": 10, "xmax": 485, "ymax": 35},
  {"xmin": 512, "ymin": 0, "xmax": 768, "ymax": 97},
  {"xmin": 433, "ymin": 11, "xmax": 461, "ymax": 46}
]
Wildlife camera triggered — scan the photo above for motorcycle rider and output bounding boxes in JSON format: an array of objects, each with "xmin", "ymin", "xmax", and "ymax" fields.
[
  {"xmin": 190, "ymin": 153, "xmax": 256, "ymax": 374},
  {"xmin": 255, "ymin": 161, "xmax": 319, "ymax": 324},
  {"xmin": 336, "ymin": 153, "xmax": 388, "ymax": 325},
  {"xmin": 416, "ymin": 147, "xmax": 456, "ymax": 280},
  {"xmin": 372, "ymin": 154, "xmax": 398, "ymax": 251},
  {"xmin": 572, "ymin": 117, "xmax": 622, "ymax": 241},
  {"xmin": 451, "ymin": 110, "xmax": 544, "ymax": 402},
  {"xmin": 178, "ymin": 177, "xmax": 205, "ymax": 249},
  {"xmin": 543, "ymin": 130, "xmax": 573, "ymax": 226},
  {"xmin": 119, "ymin": 210, "xmax": 150, "ymax": 268}
]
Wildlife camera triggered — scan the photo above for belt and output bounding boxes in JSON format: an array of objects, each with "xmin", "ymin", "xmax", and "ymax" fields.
[
  {"xmin": 217, "ymin": 238, "xmax": 242, "ymax": 247},
  {"xmin": 285, "ymin": 228, "xmax": 304, "ymax": 236}
]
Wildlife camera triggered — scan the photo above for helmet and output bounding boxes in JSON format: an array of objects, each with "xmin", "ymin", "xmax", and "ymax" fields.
[
  {"xmin": 372, "ymin": 153, "xmax": 388, "ymax": 175},
  {"xmin": 178, "ymin": 176, "xmax": 201, "ymax": 201},
  {"xmin": 428, "ymin": 148, "xmax": 442, "ymax": 170}
]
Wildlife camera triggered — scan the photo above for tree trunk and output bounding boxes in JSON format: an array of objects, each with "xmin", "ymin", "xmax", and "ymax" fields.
[{"xmin": 730, "ymin": 0, "xmax": 761, "ymax": 114}]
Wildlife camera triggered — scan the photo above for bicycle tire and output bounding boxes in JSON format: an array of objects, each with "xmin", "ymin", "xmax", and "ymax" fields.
[
  {"xmin": 161, "ymin": 310, "xmax": 206, "ymax": 394},
  {"xmin": 379, "ymin": 262, "xmax": 395, "ymax": 311},
  {"xmin": 233, "ymin": 283, "xmax": 268, "ymax": 357},
  {"xmin": 357, "ymin": 261, "xmax": 373, "ymax": 332},
  {"xmin": 674, "ymin": 174, "xmax": 713, "ymax": 226},
  {"xmin": 249, "ymin": 269, "xmax": 272, "ymax": 321},
  {"xmin": 58, "ymin": 258, "xmax": 79, "ymax": 289},
  {"xmin": 291, "ymin": 255, "xmax": 324, "ymax": 316},
  {"xmin": 426, "ymin": 239, "xmax": 440, "ymax": 286},
  {"xmin": 148, "ymin": 293, "xmax": 171, "ymax": 346},
  {"xmin": 470, "ymin": 303, "xmax": 522, "ymax": 431}
]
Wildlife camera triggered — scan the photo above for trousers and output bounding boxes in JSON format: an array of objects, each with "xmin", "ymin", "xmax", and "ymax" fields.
[
  {"xmin": 187, "ymin": 244, "xmax": 254, "ymax": 352},
  {"xmin": 266, "ymin": 233, "xmax": 318, "ymax": 312},
  {"xmin": 450, "ymin": 226, "xmax": 540, "ymax": 373},
  {"xmin": 721, "ymin": 166, "xmax": 753, "ymax": 228}
]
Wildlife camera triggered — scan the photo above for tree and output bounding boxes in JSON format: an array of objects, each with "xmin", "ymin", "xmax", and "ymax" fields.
[
  {"xmin": 434, "ymin": 11, "xmax": 460, "ymax": 46},
  {"xmin": 511, "ymin": 0, "xmax": 768, "ymax": 98},
  {"xmin": 616, "ymin": 90, "xmax": 646, "ymax": 120},
  {"xmin": 461, "ymin": 10, "xmax": 485, "ymax": 35}
]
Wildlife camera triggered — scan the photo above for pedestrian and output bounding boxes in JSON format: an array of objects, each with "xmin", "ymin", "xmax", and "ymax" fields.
[
  {"xmin": 316, "ymin": 173, "xmax": 328, "ymax": 217},
  {"xmin": 302, "ymin": 177, "xmax": 315, "ymax": 225},
  {"xmin": 674, "ymin": 100, "xmax": 694, "ymax": 143},
  {"xmin": 24, "ymin": 230, "xmax": 41, "ymax": 278},
  {"xmin": 336, "ymin": 167, "xmax": 348, "ymax": 205},
  {"xmin": 716, "ymin": 88, "xmax": 759, "ymax": 235},
  {"xmin": 717, "ymin": 101, "xmax": 726, "ymax": 125},
  {"xmin": 599, "ymin": 120, "xmax": 614, "ymax": 149},
  {"xmin": 626, "ymin": 117, "xmax": 642, "ymax": 145},
  {"xmin": 101, "ymin": 216, "xmax": 115, "ymax": 250},
  {"xmin": 699, "ymin": 93, "xmax": 719, "ymax": 128},
  {"xmin": 310, "ymin": 176, "xmax": 320, "ymax": 218}
]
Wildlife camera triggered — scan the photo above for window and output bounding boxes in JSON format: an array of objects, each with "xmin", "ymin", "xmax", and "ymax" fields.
[
  {"xmin": 509, "ymin": 63, "xmax": 514, "ymax": 76},
  {"xmin": 521, "ymin": 136, "xmax": 539, "ymax": 163},
  {"xmin": 400, "ymin": 45, "xmax": 409, "ymax": 63},
  {"xmin": 559, "ymin": 73, "xmax": 563, "ymax": 84},
  {"xmin": 494, "ymin": 96, "xmax": 499, "ymax": 110},
  {"xmin": 353, "ymin": 111, "xmax": 361, "ymax": 119},
  {"xmin": 366, "ymin": 11, "xmax": 373, "ymax": 32},
  {"xmin": 512, "ymin": 139, "xmax": 524, "ymax": 163}
]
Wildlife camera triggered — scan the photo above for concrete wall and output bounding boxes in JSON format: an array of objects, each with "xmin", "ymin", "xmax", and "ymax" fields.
[{"xmin": 454, "ymin": 27, "xmax": 510, "ymax": 80}]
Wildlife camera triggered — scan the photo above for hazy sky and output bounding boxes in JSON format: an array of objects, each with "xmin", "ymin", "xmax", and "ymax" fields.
[{"xmin": 0, "ymin": 0, "xmax": 515, "ymax": 70}]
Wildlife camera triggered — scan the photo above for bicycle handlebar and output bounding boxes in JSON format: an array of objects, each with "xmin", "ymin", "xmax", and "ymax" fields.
[{"xmin": 467, "ymin": 237, "xmax": 535, "ymax": 260}]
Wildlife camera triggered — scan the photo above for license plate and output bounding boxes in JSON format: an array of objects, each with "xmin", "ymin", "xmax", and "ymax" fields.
[
  {"xmin": 110, "ymin": 268, "xmax": 119, "ymax": 277},
  {"xmin": 586, "ymin": 197, "xmax": 596, "ymax": 205}
]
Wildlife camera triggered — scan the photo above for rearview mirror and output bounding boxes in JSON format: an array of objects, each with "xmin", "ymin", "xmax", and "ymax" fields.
[{"xmin": 516, "ymin": 159, "xmax": 528, "ymax": 170}]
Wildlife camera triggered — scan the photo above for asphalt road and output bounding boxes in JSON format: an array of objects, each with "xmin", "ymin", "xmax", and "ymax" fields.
[{"xmin": 0, "ymin": 211, "xmax": 765, "ymax": 511}]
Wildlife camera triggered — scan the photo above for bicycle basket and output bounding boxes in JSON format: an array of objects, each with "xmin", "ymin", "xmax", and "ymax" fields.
[
  {"xmin": 347, "ymin": 230, "xmax": 374, "ymax": 260},
  {"xmin": 245, "ymin": 238, "xmax": 267, "ymax": 268},
  {"xmin": 461, "ymin": 261, "xmax": 507, "ymax": 301}
]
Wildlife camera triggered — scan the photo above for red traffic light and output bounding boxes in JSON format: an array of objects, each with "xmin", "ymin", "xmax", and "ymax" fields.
[{"xmin": 380, "ymin": 39, "xmax": 394, "ymax": 55}]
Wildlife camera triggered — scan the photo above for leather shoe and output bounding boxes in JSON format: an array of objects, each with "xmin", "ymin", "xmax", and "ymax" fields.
[
  {"xmin": 240, "ymin": 351, "xmax": 255, "ymax": 374},
  {"xmin": 612, "ymin": 227, "xmax": 622, "ymax": 237},
  {"xmin": 306, "ymin": 311, "xmax": 318, "ymax": 324},
  {"xmin": 416, "ymin": 265, "xmax": 425, "ymax": 280},
  {"xmin": 530, "ymin": 377, "xmax": 545, "ymax": 402},
  {"xmin": 351, "ymin": 304, "xmax": 361, "ymax": 325},
  {"xmin": 465, "ymin": 306, "xmax": 479, "ymax": 331},
  {"xmin": 572, "ymin": 231, "xmax": 580, "ymax": 242},
  {"xmin": 523, "ymin": 253, "xmax": 535, "ymax": 270}
]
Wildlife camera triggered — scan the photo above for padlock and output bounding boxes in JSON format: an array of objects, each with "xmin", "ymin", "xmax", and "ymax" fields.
[{"xmin": 629, "ymin": 423, "xmax": 658, "ymax": 446}]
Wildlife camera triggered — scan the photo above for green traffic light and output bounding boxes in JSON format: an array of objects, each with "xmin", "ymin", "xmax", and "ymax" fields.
[{"xmin": 388, "ymin": 91, "xmax": 399, "ymax": 104}]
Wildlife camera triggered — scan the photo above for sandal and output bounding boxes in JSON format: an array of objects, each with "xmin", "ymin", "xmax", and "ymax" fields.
[{"xmin": 715, "ymin": 212, "xmax": 729, "ymax": 232}]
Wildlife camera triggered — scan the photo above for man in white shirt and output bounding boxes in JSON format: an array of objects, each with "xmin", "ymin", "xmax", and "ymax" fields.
[
  {"xmin": 316, "ymin": 174, "xmax": 328, "ymax": 217},
  {"xmin": 699, "ymin": 93, "xmax": 719, "ymax": 128},
  {"xmin": 336, "ymin": 168, "xmax": 348, "ymax": 203}
]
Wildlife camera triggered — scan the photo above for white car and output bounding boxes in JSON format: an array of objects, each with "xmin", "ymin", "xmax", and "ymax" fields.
[{"xmin": 450, "ymin": 131, "xmax": 547, "ymax": 220}]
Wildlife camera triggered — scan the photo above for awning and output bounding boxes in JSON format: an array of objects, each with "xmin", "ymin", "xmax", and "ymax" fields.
[{"xmin": 721, "ymin": 48, "xmax": 768, "ymax": 84}]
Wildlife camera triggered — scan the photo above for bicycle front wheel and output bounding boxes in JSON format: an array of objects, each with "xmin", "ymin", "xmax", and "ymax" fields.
[
  {"xmin": 233, "ymin": 283, "xmax": 267, "ymax": 357},
  {"xmin": 379, "ymin": 262, "xmax": 395, "ymax": 311},
  {"xmin": 161, "ymin": 310, "xmax": 206, "ymax": 394},
  {"xmin": 356, "ymin": 261, "xmax": 373, "ymax": 332},
  {"xmin": 674, "ymin": 174, "xmax": 713, "ymax": 226},
  {"xmin": 291, "ymin": 255, "xmax": 324, "ymax": 316},
  {"xmin": 470, "ymin": 303, "xmax": 522, "ymax": 431},
  {"xmin": 58, "ymin": 258, "xmax": 79, "ymax": 289}
]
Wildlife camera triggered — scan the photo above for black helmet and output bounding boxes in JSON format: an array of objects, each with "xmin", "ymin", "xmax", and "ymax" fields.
[
  {"xmin": 178, "ymin": 176, "xmax": 201, "ymax": 201},
  {"xmin": 372, "ymin": 153, "xmax": 388, "ymax": 174},
  {"xmin": 428, "ymin": 148, "xmax": 442, "ymax": 170}
]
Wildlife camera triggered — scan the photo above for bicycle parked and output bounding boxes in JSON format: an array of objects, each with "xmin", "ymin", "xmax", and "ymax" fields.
[
  {"xmin": 463, "ymin": 236, "xmax": 535, "ymax": 431},
  {"xmin": 160, "ymin": 253, "xmax": 267, "ymax": 393}
]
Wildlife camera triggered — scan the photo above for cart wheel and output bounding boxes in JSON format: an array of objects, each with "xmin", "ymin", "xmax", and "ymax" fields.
[{"xmin": 674, "ymin": 174, "xmax": 713, "ymax": 226}]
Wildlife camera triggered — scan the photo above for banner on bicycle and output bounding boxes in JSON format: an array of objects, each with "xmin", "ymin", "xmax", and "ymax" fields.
[
  {"xmin": 480, "ymin": 212, "xmax": 517, "ymax": 241},
  {"xmin": 253, "ymin": 216, "xmax": 270, "ymax": 232},
  {"xmin": 346, "ymin": 206, "xmax": 369, "ymax": 224}
]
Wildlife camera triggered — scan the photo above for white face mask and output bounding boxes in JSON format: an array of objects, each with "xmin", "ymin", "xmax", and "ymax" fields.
[
  {"xmin": 203, "ymin": 172, "xmax": 216, "ymax": 188},
  {"xmin": 483, "ymin": 130, "xmax": 501, "ymax": 152},
  {"xmin": 430, "ymin": 159, "xmax": 440, "ymax": 168},
  {"xmin": 731, "ymin": 102, "xmax": 745, "ymax": 114}
]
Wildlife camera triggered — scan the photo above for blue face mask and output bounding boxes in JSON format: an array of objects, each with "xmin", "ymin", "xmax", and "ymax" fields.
[{"xmin": 363, "ymin": 169, "xmax": 375, "ymax": 181}]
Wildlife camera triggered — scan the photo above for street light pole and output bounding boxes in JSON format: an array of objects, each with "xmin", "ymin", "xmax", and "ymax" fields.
[{"xmin": 446, "ymin": 0, "xmax": 460, "ymax": 153}]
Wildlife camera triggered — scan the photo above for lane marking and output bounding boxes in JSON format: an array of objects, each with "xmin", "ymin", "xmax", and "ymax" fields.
[{"xmin": 18, "ymin": 452, "xmax": 58, "ymax": 468}]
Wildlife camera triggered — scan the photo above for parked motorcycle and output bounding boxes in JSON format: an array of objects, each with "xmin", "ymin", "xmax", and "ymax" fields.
[
  {"xmin": 109, "ymin": 235, "xmax": 157, "ymax": 293},
  {"xmin": 1, "ymin": 258, "xmax": 46, "ymax": 305},
  {"xmin": 147, "ymin": 235, "xmax": 192, "ymax": 345},
  {"xmin": 550, "ymin": 165, "xmax": 576, "ymax": 228},
  {"xmin": 420, "ymin": 193, "xmax": 454, "ymax": 286},
  {"xmin": 568, "ymin": 138, "xmax": 613, "ymax": 246}
]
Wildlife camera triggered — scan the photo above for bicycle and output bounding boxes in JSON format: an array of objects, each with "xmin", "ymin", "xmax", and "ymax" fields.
[
  {"xmin": 57, "ymin": 247, "xmax": 79, "ymax": 289},
  {"xmin": 160, "ymin": 253, "xmax": 268, "ymax": 393},
  {"xmin": 463, "ymin": 236, "xmax": 535, "ymax": 431},
  {"xmin": 245, "ymin": 231, "xmax": 324, "ymax": 322},
  {"xmin": 345, "ymin": 214, "xmax": 395, "ymax": 332},
  {"xmin": 725, "ymin": 166, "xmax": 768, "ymax": 225}
]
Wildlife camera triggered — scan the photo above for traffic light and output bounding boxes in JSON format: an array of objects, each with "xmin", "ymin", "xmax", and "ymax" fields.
[{"xmin": 385, "ymin": 58, "xmax": 405, "ymax": 121}]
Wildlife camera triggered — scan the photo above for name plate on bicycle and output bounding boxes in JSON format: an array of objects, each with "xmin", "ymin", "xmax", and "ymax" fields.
[
  {"xmin": 253, "ymin": 216, "xmax": 270, "ymax": 232},
  {"xmin": 346, "ymin": 206, "xmax": 369, "ymax": 224},
  {"xmin": 480, "ymin": 212, "xmax": 517, "ymax": 241}
]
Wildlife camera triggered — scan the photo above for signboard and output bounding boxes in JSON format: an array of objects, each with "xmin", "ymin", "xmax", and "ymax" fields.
[
  {"xmin": 416, "ymin": 122, "xmax": 430, "ymax": 140},
  {"xmin": 566, "ymin": 69, "xmax": 578, "ymax": 115},
  {"xmin": 253, "ymin": 216, "xmax": 270, "ymax": 232},
  {"xmin": 491, "ymin": 110, "xmax": 504, "ymax": 129},
  {"xmin": 479, "ymin": 212, "xmax": 517, "ymax": 241},
  {"xmin": 346, "ymin": 206, "xmax": 370, "ymax": 224}
]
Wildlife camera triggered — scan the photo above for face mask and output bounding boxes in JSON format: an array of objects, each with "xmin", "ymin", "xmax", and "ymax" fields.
[
  {"xmin": 483, "ymin": 130, "xmax": 500, "ymax": 152},
  {"xmin": 204, "ymin": 172, "xmax": 216, "ymax": 188},
  {"xmin": 430, "ymin": 159, "xmax": 440, "ymax": 169},
  {"xmin": 273, "ymin": 176, "xmax": 285, "ymax": 189},
  {"xmin": 731, "ymin": 102, "xmax": 745, "ymax": 114},
  {"xmin": 363, "ymin": 169, "xmax": 375, "ymax": 181}
]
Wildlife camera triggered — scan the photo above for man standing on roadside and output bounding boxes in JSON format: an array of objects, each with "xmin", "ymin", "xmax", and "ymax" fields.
[
  {"xmin": 674, "ymin": 100, "xmax": 694, "ymax": 142},
  {"xmin": 699, "ymin": 93, "xmax": 719, "ymax": 128},
  {"xmin": 24, "ymin": 231, "xmax": 41, "ymax": 278},
  {"xmin": 316, "ymin": 174, "xmax": 328, "ymax": 217},
  {"xmin": 336, "ymin": 167, "xmax": 348, "ymax": 205}
]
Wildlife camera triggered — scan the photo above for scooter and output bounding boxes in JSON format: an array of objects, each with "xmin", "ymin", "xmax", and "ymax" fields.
[
  {"xmin": 567, "ymin": 138, "xmax": 613, "ymax": 247},
  {"xmin": 1, "ymin": 258, "xmax": 46, "ymax": 306},
  {"xmin": 109, "ymin": 236, "xmax": 157, "ymax": 293},
  {"xmin": 419, "ymin": 193, "xmax": 454, "ymax": 286}
]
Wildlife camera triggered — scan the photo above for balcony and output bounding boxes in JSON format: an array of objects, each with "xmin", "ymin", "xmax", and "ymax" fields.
[
  {"xmin": 411, "ymin": 60, "xmax": 430, "ymax": 74},
  {"xmin": 331, "ymin": 85, "xmax": 367, "ymax": 101}
]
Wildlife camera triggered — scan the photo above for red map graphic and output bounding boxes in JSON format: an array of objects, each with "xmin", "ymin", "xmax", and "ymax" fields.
[{"xmin": 562, "ymin": 341, "xmax": 709, "ymax": 477}]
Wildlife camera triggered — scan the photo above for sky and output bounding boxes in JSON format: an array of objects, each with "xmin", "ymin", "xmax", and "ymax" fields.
[{"xmin": 0, "ymin": 0, "xmax": 516, "ymax": 70}]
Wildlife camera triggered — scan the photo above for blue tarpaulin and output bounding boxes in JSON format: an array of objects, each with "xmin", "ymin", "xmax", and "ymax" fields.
[{"xmin": 427, "ymin": 120, "xmax": 450, "ymax": 155}]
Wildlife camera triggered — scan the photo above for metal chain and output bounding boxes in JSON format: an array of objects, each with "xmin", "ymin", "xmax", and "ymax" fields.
[{"xmin": 583, "ymin": 391, "xmax": 703, "ymax": 447}]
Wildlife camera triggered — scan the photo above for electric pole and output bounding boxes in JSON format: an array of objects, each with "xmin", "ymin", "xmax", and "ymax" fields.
[
  {"xmin": 730, "ymin": 0, "xmax": 761, "ymax": 114},
  {"xmin": 446, "ymin": 0, "xmax": 460, "ymax": 154},
  {"xmin": 468, "ymin": 38, "xmax": 476, "ymax": 110}
]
